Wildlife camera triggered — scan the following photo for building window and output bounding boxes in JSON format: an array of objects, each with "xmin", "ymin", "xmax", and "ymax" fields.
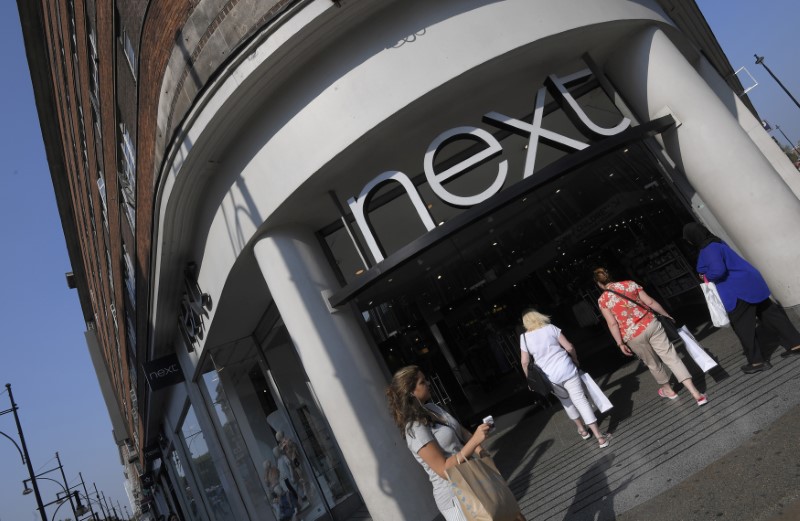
[
  {"xmin": 119, "ymin": 123, "xmax": 136, "ymax": 230},
  {"xmin": 97, "ymin": 174, "xmax": 108, "ymax": 228},
  {"xmin": 179, "ymin": 406, "xmax": 235, "ymax": 521},
  {"xmin": 110, "ymin": 302, "xmax": 118, "ymax": 331},
  {"xmin": 106, "ymin": 249, "xmax": 115, "ymax": 294},
  {"xmin": 126, "ymin": 313, "xmax": 137, "ymax": 352},
  {"xmin": 123, "ymin": 243, "xmax": 136, "ymax": 306},
  {"xmin": 169, "ymin": 449, "xmax": 201, "ymax": 521},
  {"xmin": 88, "ymin": 27, "xmax": 100, "ymax": 116},
  {"xmin": 119, "ymin": 23, "xmax": 137, "ymax": 79},
  {"xmin": 130, "ymin": 384, "xmax": 139, "ymax": 426},
  {"xmin": 197, "ymin": 308, "xmax": 356, "ymax": 520}
]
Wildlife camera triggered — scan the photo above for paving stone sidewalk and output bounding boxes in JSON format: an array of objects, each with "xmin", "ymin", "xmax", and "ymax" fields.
[{"xmin": 481, "ymin": 318, "xmax": 800, "ymax": 521}]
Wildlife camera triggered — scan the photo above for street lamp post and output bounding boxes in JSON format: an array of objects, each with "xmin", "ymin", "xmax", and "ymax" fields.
[
  {"xmin": 78, "ymin": 473, "xmax": 97, "ymax": 519},
  {"xmin": 755, "ymin": 54, "xmax": 800, "ymax": 111},
  {"xmin": 773, "ymin": 124, "xmax": 800, "ymax": 157},
  {"xmin": 2, "ymin": 384, "xmax": 47, "ymax": 521},
  {"xmin": 21, "ymin": 452, "xmax": 94, "ymax": 520},
  {"xmin": 100, "ymin": 492, "xmax": 114, "ymax": 520},
  {"xmin": 54, "ymin": 452, "xmax": 78, "ymax": 518},
  {"xmin": 49, "ymin": 497, "xmax": 71, "ymax": 521},
  {"xmin": 93, "ymin": 482, "xmax": 109, "ymax": 520}
]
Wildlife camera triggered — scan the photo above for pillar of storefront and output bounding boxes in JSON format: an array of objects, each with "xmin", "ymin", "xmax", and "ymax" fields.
[
  {"xmin": 253, "ymin": 227, "xmax": 439, "ymax": 521},
  {"xmin": 605, "ymin": 26, "xmax": 800, "ymax": 307}
]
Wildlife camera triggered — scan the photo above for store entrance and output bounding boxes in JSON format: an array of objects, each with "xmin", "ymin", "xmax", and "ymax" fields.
[{"xmin": 351, "ymin": 140, "xmax": 704, "ymax": 423}]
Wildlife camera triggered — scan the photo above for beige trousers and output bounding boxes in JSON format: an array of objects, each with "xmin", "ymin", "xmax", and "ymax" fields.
[{"xmin": 626, "ymin": 320, "xmax": 691, "ymax": 384}]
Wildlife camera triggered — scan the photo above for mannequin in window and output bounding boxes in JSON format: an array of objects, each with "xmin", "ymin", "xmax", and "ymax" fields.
[
  {"xmin": 264, "ymin": 456, "xmax": 297, "ymax": 521},
  {"xmin": 277, "ymin": 430, "xmax": 311, "ymax": 507}
]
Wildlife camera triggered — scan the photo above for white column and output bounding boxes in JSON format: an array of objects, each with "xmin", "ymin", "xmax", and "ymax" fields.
[
  {"xmin": 253, "ymin": 227, "xmax": 439, "ymax": 521},
  {"xmin": 694, "ymin": 55, "xmax": 800, "ymax": 200},
  {"xmin": 606, "ymin": 27, "xmax": 800, "ymax": 307}
]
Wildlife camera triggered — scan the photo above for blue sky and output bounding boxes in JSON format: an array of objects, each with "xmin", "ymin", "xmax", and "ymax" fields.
[
  {"xmin": 698, "ymin": 0, "xmax": 800, "ymax": 147},
  {"xmin": 0, "ymin": 5, "xmax": 129, "ymax": 521},
  {"xmin": 0, "ymin": 1, "xmax": 797, "ymax": 521}
]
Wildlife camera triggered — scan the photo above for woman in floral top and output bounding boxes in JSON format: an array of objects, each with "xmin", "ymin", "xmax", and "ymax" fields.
[{"xmin": 593, "ymin": 268, "xmax": 708, "ymax": 406}]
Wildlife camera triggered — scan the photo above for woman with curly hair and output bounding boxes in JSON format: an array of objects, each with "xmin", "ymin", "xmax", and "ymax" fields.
[{"xmin": 387, "ymin": 365, "xmax": 515, "ymax": 521}]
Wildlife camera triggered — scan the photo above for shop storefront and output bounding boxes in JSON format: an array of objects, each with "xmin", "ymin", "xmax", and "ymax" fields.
[{"xmin": 141, "ymin": 1, "xmax": 800, "ymax": 521}]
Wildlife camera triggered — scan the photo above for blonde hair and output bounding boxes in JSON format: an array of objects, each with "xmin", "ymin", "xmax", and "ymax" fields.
[{"xmin": 522, "ymin": 309, "xmax": 551, "ymax": 332}]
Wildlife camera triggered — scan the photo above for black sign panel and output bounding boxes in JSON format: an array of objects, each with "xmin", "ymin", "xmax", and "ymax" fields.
[
  {"xmin": 143, "ymin": 354, "xmax": 185, "ymax": 391},
  {"xmin": 143, "ymin": 443, "xmax": 161, "ymax": 462}
]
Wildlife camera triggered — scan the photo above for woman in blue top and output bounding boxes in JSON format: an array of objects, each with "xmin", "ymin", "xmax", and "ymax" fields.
[{"xmin": 683, "ymin": 223, "xmax": 800, "ymax": 373}]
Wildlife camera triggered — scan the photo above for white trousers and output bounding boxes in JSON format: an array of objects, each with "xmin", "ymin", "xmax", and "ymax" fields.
[
  {"xmin": 552, "ymin": 374, "xmax": 597, "ymax": 425},
  {"xmin": 440, "ymin": 497, "xmax": 468, "ymax": 521}
]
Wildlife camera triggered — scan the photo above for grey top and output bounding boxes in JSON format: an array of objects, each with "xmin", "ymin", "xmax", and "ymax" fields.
[{"xmin": 406, "ymin": 403, "xmax": 464, "ymax": 512}]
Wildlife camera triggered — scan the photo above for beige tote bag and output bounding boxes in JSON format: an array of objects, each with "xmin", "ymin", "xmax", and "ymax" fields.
[{"xmin": 447, "ymin": 453, "xmax": 520, "ymax": 521}]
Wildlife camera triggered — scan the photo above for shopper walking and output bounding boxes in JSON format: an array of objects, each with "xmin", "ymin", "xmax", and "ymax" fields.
[
  {"xmin": 386, "ymin": 365, "xmax": 525, "ymax": 521},
  {"xmin": 520, "ymin": 309, "xmax": 611, "ymax": 447},
  {"xmin": 683, "ymin": 223, "xmax": 800, "ymax": 373},
  {"xmin": 593, "ymin": 267, "xmax": 708, "ymax": 405}
]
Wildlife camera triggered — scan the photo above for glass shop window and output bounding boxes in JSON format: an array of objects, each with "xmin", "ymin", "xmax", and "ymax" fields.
[{"xmin": 180, "ymin": 405, "xmax": 236, "ymax": 521}]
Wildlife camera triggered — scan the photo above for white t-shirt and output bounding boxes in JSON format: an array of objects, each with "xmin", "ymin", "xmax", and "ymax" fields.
[
  {"xmin": 405, "ymin": 403, "xmax": 463, "ymax": 513},
  {"xmin": 520, "ymin": 324, "xmax": 578, "ymax": 385}
]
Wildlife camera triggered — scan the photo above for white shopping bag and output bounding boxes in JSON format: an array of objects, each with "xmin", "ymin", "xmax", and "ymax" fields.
[
  {"xmin": 580, "ymin": 372, "xmax": 613, "ymax": 413},
  {"xmin": 678, "ymin": 326, "xmax": 718, "ymax": 372},
  {"xmin": 701, "ymin": 279, "xmax": 730, "ymax": 327}
]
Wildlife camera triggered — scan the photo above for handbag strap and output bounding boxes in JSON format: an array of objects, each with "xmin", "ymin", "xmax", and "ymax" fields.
[
  {"xmin": 521, "ymin": 333, "xmax": 537, "ymax": 364},
  {"xmin": 604, "ymin": 287, "xmax": 660, "ymax": 318}
]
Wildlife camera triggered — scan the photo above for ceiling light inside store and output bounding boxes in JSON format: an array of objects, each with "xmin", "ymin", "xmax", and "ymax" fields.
[
  {"xmin": 556, "ymin": 189, "xmax": 561, "ymax": 193},
  {"xmin": 355, "ymin": 268, "xmax": 365, "ymax": 275},
  {"xmin": 437, "ymin": 275, "xmax": 442, "ymax": 279}
]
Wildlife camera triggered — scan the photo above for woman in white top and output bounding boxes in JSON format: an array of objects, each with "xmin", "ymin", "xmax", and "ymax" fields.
[
  {"xmin": 520, "ymin": 309, "xmax": 611, "ymax": 448},
  {"xmin": 386, "ymin": 365, "xmax": 526, "ymax": 521}
]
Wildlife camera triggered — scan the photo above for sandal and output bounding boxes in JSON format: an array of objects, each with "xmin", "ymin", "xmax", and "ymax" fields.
[
  {"xmin": 658, "ymin": 388, "xmax": 678, "ymax": 400},
  {"xmin": 598, "ymin": 433, "xmax": 612, "ymax": 448},
  {"xmin": 578, "ymin": 430, "xmax": 591, "ymax": 440}
]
